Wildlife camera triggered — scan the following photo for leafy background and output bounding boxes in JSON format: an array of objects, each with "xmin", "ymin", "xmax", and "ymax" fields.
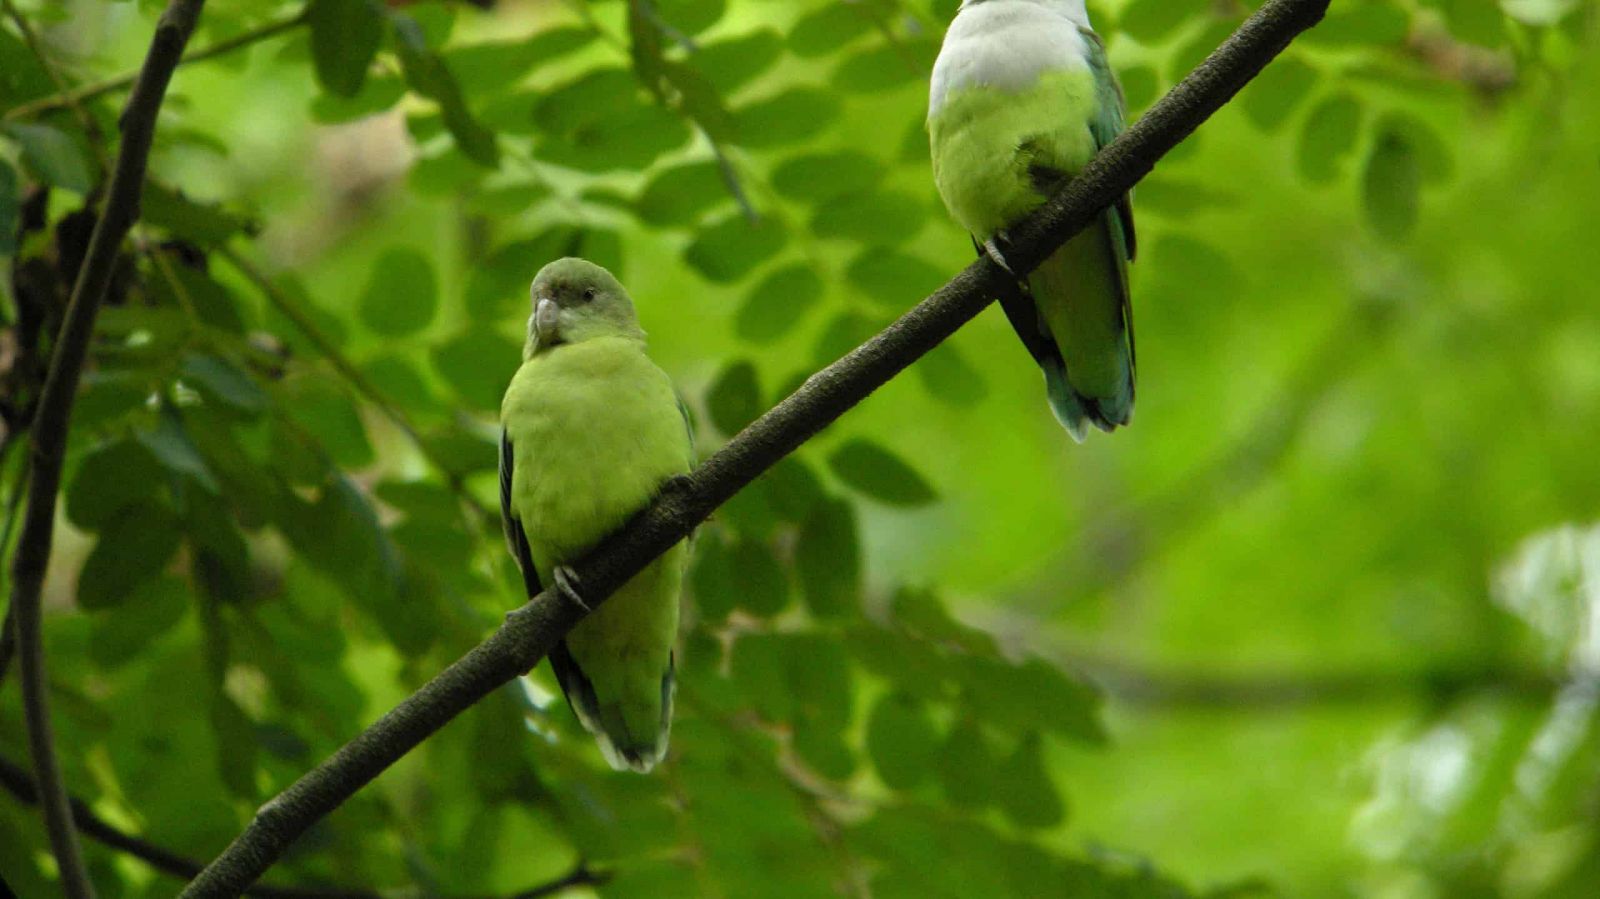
[{"xmin": 2, "ymin": 0, "xmax": 1598, "ymax": 896}]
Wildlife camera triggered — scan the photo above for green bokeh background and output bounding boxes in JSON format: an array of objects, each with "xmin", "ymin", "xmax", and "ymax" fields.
[{"xmin": 3, "ymin": 0, "xmax": 1599, "ymax": 896}]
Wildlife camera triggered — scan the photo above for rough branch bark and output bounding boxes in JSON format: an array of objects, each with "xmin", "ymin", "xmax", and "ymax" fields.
[
  {"xmin": 4, "ymin": 1, "xmax": 208, "ymax": 896},
  {"xmin": 182, "ymin": 1, "xmax": 1330, "ymax": 894}
]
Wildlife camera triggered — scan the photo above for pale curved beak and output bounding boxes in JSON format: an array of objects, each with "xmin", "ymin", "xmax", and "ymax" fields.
[{"xmin": 534, "ymin": 297, "xmax": 561, "ymax": 344}]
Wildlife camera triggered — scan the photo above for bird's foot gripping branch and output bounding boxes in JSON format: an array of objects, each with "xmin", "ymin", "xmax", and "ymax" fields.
[{"xmin": 174, "ymin": 1, "xmax": 1329, "ymax": 894}]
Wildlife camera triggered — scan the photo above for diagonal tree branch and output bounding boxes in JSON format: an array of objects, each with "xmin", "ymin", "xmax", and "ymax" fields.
[
  {"xmin": 0, "ymin": 753, "xmax": 607, "ymax": 899},
  {"xmin": 181, "ymin": 1, "xmax": 1330, "ymax": 894},
  {"xmin": 5, "ymin": 1, "xmax": 209, "ymax": 896}
]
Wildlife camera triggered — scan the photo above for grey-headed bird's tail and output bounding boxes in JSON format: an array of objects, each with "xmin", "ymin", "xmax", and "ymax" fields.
[{"xmin": 1018, "ymin": 208, "xmax": 1135, "ymax": 442}]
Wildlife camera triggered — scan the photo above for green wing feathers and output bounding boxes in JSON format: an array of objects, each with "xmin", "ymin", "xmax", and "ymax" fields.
[
  {"xmin": 1030, "ymin": 27, "xmax": 1135, "ymax": 439},
  {"xmin": 1030, "ymin": 210, "xmax": 1134, "ymax": 440}
]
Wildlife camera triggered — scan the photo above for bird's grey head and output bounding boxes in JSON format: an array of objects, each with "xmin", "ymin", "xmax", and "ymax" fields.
[
  {"xmin": 957, "ymin": 0, "xmax": 1092, "ymax": 28},
  {"xmin": 525, "ymin": 257, "xmax": 644, "ymax": 358}
]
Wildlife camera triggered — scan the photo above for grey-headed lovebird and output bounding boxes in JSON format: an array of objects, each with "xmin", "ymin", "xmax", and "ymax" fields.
[
  {"xmin": 929, "ymin": 0, "xmax": 1137, "ymax": 441},
  {"xmin": 499, "ymin": 257, "xmax": 693, "ymax": 772}
]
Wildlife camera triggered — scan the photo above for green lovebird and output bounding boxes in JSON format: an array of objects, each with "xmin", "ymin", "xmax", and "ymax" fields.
[
  {"xmin": 928, "ymin": 0, "xmax": 1137, "ymax": 442},
  {"xmin": 499, "ymin": 257, "xmax": 694, "ymax": 772}
]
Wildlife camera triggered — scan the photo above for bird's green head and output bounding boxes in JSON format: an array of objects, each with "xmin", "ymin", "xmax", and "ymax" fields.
[{"xmin": 524, "ymin": 257, "xmax": 644, "ymax": 358}]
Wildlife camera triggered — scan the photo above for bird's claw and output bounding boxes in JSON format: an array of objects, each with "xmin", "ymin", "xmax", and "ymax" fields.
[
  {"xmin": 661, "ymin": 474, "xmax": 695, "ymax": 498},
  {"xmin": 553, "ymin": 566, "xmax": 592, "ymax": 613},
  {"xmin": 982, "ymin": 231, "xmax": 1019, "ymax": 278}
]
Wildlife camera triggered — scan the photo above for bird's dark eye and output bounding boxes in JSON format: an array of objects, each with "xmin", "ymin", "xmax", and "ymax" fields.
[{"xmin": 582, "ymin": 287, "xmax": 597, "ymax": 302}]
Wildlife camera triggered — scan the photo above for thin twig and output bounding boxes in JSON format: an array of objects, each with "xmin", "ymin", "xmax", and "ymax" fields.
[
  {"xmin": 706, "ymin": 133, "xmax": 758, "ymax": 224},
  {"xmin": 0, "ymin": 752, "xmax": 607, "ymax": 899},
  {"xmin": 2, "ymin": 8, "xmax": 308, "ymax": 122},
  {"xmin": 0, "ymin": 455, "xmax": 32, "ymax": 690},
  {"xmin": 179, "ymin": 2, "xmax": 1330, "ymax": 894},
  {"xmin": 5, "ymin": 1, "xmax": 209, "ymax": 896}
]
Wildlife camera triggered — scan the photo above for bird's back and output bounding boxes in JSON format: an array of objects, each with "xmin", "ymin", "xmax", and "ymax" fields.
[{"xmin": 929, "ymin": 2, "xmax": 1099, "ymax": 237}]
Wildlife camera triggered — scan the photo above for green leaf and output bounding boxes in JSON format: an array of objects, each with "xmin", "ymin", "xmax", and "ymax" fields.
[
  {"xmin": 534, "ymin": 68, "xmax": 639, "ymax": 134},
  {"xmin": 662, "ymin": 60, "xmax": 737, "ymax": 143},
  {"xmin": 735, "ymin": 263, "xmax": 823, "ymax": 344},
  {"xmin": 698, "ymin": 29, "xmax": 782, "ymax": 95},
  {"xmin": 916, "ymin": 342, "xmax": 989, "ymax": 408},
  {"xmin": 995, "ymin": 733, "xmax": 1066, "ymax": 829},
  {"xmin": 846, "ymin": 248, "xmax": 946, "ymax": 305},
  {"xmin": 812, "ymin": 311, "xmax": 886, "ymax": 367},
  {"xmin": 1383, "ymin": 111, "xmax": 1454, "ymax": 185},
  {"xmin": 891, "ymin": 588, "xmax": 1001, "ymax": 657},
  {"xmin": 1119, "ymin": 64, "xmax": 1160, "ymax": 113},
  {"xmin": 732, "ymin": 87, "xmax": 840, "ymax": 149},
  {"xmin": 67, "ymin": 438, "xmax": 164, "ymax": 530},
  {"xmin": 392, "ymin": 12, "xmax": 499, "ymax": 167},
  {"xmin": 140, "ymin": 182, "xmax": 250, "ymax": 246},
  {"xmin": 833, "ymin": 44, "xmax": 931, "ymax": 94},
  {"xmin": 1238, "ymin": 56, "xmax": 1318, "ymax": 132},
  {"xmin": 1119, "ymin": 0, "xmax": 1209, "ymax": 43},
  {"xmin": 2, "ymin": 122, "xmax": 91, "ymax": 193},
  {"xmin": 937, "ymin": 719, "xmax": 996, "ymax": 809},
  {"xmin": 828, "ymin": 438, "xmax": 937, "ymax": 507},
  {"xmin": 430, "ymin": 327, "xmax": 522, "ymax": 411},
  {"xmin": 1171, "ymin": 20, "xmax": 1240, "ymax": 79},
  {"xmin": 728, "ymin": 536, "xmax": 790, "ymax": 617},
  {"xmin": 790, "ymin": 4, "xmax": 873, "ymax": 57},
  {"xmin": 953, "ymin": 656, "xmax": 1105, "ymax": 744},
  {"xmin": 360, "ymin": 246, "xmax": 438, "ymax": 337},
  {"xmin": 310, "ymin": 73, "xmax": 405, "ymax": 123},
  {"xmin": 138, "ymin": 407, "xmax": 221, "ymax": 493},
  {"xmin": 794, "ymin": 721, "xmax": 857, "ymax": 781},
  {"xmin": 281, "ymin": 379, "xmax": 374, "ymax": 470},
  {"xmin": 684, "ymin": 213, "xmax": 786, "ymax": 284},
  {"xmin": 690, "ymin": 527, "xmax": 737, "ymax": 621},
  {"xmin": 181, "ymin": 354, "xmax": 266, "ymax": 415},
  {"xmin": 466, "ymin": 229, "xmax": 581, "ymax": 319},
  {"xmin": 308, "ymin": 0, "xmax": 383, "ymax": 97},
  {"xmin": 420, "ymin": 427, "xmax": 497, "ymax": 477},
  {"xmin": 866, "ymin": 692, "xmax": 939, "ymax": 791},
  {"xmin": 78, "ymin": 502, "xmax": 182, "ymax": 611},
  {"xmin": 539, "ymin": 104, "xmax": 692, "ymax": 173},
  {"xmin": 1306, "ymin": 3, "xmax": 1412, "ymax": 47},
  {"xmin": 375, "ymin": 479, "xmax": 460, "ymax": 522},
  {"xmin": 652, "ymin": 0, "xmax": 727, "ymax": 35},
  {"xmin": 285, "ymin": 476, "xmax": 407, "ymax": 642},
  {"xmin": 795, "ymin": 496, "xmax": 861, "ymax": 619},
  {"xmin": 706, "ymin": 360, "xmax": 762, "ymax": 436},
  {"xmin": 146, "ymin": 259, "xmax": 249, "ymax": 334},
  {"xmin": 762, "ymin": 456, "xmax": 824, "ymax": 522},
  {"xmin": 1363, "ymin": 125, "xmax": 1422, "ymax": 240},
  {"xmin": 363, "ymin": 354, "xmax": 445, "ymax": 416},
  {"xmin": 88, "ymin": 575, "xmax": 189, "ymax": 669},
  {"xmin": 811, "ymin": 191, "xmax": 925, "ymax": 244},
  {"xmin": 636, "ymin": 161, "xmax": 728, "ymax": 227},
  {"xmin": 771, "ymin": 150, "xmax": 886, "ymax": 205},
  {"xmin": 1296, "ymin": 93, "xmax": 1363, "ymax": 184},
  {"xmin": 1, "ymin": 159, "xmax": 21, "ymax": 256},
  {"xmin": 211, "ymin": 693, "xmax": 260, "ymax": 800}
]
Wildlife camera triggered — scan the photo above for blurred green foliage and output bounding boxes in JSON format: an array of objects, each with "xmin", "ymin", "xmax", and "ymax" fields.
[{"xmin": 1, "ymin": 0, "xmax": 1598, "ymax": 896}]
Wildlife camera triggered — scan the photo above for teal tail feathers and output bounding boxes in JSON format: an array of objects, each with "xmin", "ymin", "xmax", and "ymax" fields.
[
  {"xmin": 1025, "ymin": 210, "xmax": 1135, "ymax": 439},
  {"xmin": 549, "ymin": 642, "xmax": 675, "ymax": 773}
]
